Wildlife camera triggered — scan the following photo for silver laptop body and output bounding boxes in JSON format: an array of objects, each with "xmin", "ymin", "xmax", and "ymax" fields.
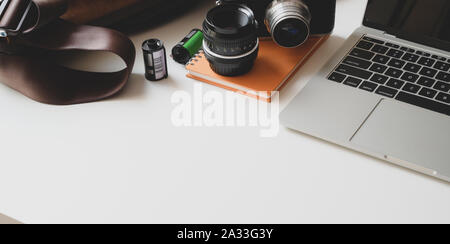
[{"xmin": 281, "ymin": 0, "xmax": 450, "ymax": 182}]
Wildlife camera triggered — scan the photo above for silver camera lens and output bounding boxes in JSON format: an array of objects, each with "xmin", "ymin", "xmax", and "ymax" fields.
[{"xmin": 265, "ymin": 0, "xmax": 312, "ymax": 48}]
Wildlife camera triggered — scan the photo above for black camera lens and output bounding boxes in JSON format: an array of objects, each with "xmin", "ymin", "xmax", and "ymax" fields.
[
  {"xmin": 265, "ymin": 0, "xmax": 312, "ymax": 48},
  {"xmin": 272, "ymin": 18, "xmax": 309, "ymax": 48},
  {"xmin": 202, "ymin": 4, "xmax": 259, "ymax": 76}
]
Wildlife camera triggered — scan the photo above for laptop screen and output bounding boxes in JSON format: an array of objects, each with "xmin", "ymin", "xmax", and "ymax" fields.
[{"xmin": 363, "ymin": 0, "xmax": 450, "ymax": 52}]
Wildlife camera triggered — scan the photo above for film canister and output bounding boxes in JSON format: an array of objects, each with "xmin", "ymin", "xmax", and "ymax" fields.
[
  {"xmin": 142, "ymin": 39, "xmax": 168, "ymax": 81},
  {"xmin": 172, "ymin": 29, "xmax": 204, "ymax": 64}
]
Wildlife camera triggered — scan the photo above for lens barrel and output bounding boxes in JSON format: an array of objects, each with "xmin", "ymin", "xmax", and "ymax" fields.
[
  {"xmin": 202, "ymin": 4, "xmax": 259, "ymax": 76},
  {"xmin": 265, "ymin": 0, "xmax": 312, "ymax": 48}
]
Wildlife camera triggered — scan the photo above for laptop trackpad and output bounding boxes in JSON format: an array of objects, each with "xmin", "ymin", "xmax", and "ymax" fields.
[{"xmin": 351, "ymin": 99, "xmax": 450, "ymax": 177}]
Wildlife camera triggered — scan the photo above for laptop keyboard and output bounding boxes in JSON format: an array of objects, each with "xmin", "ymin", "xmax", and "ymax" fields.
[{"xmin": 328, "ymin": 35, "xmax": 450, "ymax": 116}]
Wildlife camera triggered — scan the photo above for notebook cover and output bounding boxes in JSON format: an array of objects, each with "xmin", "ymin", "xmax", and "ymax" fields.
[{"xmin": 186, "ymin": 36, "xmax": 329, "ymax": 102}]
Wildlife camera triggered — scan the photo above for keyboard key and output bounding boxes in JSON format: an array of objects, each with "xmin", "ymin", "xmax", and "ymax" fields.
[
  {"xmin": 343, "ymin": 56, "xmax": 372, "ymax": 69},
  {"xmin": 386, "ymin": 49, "xmax": 404, "ymax": 58},
  {"xmin": 418, "ymin": 57, "xmax": 435, "ymax": 67},
  {"xmin": 369, "ymin": 63, "xmax": 388, "ymax": 74},
  {"xmin": 436, "ymin": 92, "xmax": 450, "ymax": 104},
  {"xmin": 400, "ymin": 47, "xmax": 415, "ymax": 53},
  {"xmin": 370, "ymin": 74, "xmax": 389, "ymax": 84},
  {"xmin": 336, "ymin": 64, "xmax": 373, "ymax": 80},
  {"xmin": 373, "ymin": 54, "xmax": 390, "ymax": 64},
  {"xmin": 359, "ymin": 81, "xmax": 378, "ymax": 92},
  {"xmin": 436, "ymin": 72, "xmax": 450, "ymax": 83},
  {"xmin": 387, "ymin": 58, "xmax": 405, "ymax": 69},
  {"xmin": 419, "ymin": 87, "xmax": 437, "ymax": 99},
  {"xmin": 356, "ymin": 40, "xmax": 375, "ymax": 50},
  {"xmin": 376, "ymin": 86, "xmax": 398, "ymax": 98},
  {"xmin": 385, "ymin": 68, "xmax": 403, "ymax": 78},
  {"xmin": 372, "ymin": 45, "xmax": 389, "ymax": 54},
  {"xmin": 349, "ymin": 48, "xmax": 375, "ymax": 60},
  {"xmin": 402, "ymin": 83, "xmax": 421, "ymax": 94},
  {"xmin": 400, "ymin": 72, "xmax": 419, "ymax": 83},
  {"xmin": 420, "ymin": 67, "xmax": 438, "ymax": 78},
  {"xmin": 396, "ymin": 92, "xmax": 450, "ymax": 116},
  {"xmin": 404, "ymin": 63, "xmax": 421, "ymax": 73},
  {"xmin": 402, "ymin": 53, "xmax": 420, "ymax": 63},
  {"xmin": 386, "ymin": 43, "xmax": 400, "ymax": 48},
  {"xmin": 343, "ymin": 77, "xmax": 363, "ymax": 87},
  {"xmin": 328, "ymin": 72, "xmax": 346, "ymax": 83},
  {"xmin": 416, "ymin": 51, "xmax": 431, "ymax": 57},
  {"xmin": 434, "ymin": 61, "xmax": 450, "ymax": 72},
  {"xmin": 417, "ymin": 77, "xmax": 436, "ymax": 87},
  {"xmin": 434, "ymin": 81, "xmax": 450, "ymax": 92},
  {"xmin": 386, "ymin": 78, "xmax": 405, "ymax": 89},
  {"xmin": 432, "ymin": 55, "xmax": 447, "ymax": 62},
  {"xmin": 363, "ymin": 36, "xmax": 384, "ymax": 44}
]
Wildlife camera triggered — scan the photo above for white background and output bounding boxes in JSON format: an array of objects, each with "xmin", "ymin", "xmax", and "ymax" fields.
[{"xmin": 0, "ymin": 0, "xmax": 449, "ymax": 224}]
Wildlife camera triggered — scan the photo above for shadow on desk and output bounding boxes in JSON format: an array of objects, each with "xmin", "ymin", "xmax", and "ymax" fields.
[
  {"xmin": 112, "ymin": 73, "xmax": 184, "ymax": 102},
  {"xmin": 0, "ymin": 213, "xmax": 22, "ymax": 224},
  {"xmin": 112, "ymin": 74, "xmax": 148, "ymax": 102}
]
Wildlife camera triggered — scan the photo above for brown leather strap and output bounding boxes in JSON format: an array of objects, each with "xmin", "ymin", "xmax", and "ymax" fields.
[{"xmin": 0, "ymin": 0, "xmax": 135, "ymax": 105}]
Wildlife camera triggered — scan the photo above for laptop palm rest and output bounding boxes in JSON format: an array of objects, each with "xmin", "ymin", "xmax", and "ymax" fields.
[{"xmin": 351, "ymin": 99, "xmax": 450, "ymax": 177}]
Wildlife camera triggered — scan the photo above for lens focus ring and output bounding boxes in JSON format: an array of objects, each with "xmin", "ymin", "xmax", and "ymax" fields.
[{"xmin": 203, "ymin": 21, "xmax": 258, "ymax": 56}]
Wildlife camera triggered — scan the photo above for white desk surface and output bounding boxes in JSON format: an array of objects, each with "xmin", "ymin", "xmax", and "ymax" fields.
[{"xmin": 0, "ymin": 0, "xmax": 449, "ymax": 224}]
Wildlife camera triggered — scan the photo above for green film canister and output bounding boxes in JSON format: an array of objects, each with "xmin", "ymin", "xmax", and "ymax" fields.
[{"xmin": 172, "ymin": 29, "xmax": 204, "ymax": 64}]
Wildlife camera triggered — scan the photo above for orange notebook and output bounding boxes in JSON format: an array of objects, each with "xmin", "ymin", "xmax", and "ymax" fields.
[{"xmin": 186, "ymin": 36, "xmax": 329, "ymax": 102}]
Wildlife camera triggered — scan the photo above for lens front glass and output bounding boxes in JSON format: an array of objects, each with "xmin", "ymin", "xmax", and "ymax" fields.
[
  {"xmin": 210, "ymin": 10, "xmax": 250, "ymax": 30},
  {"xmin": 273, "ymin": 18, "xmax": 309, "ymax": 48}
]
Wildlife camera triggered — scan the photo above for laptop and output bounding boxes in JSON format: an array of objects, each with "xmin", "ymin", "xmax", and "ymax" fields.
[{"xmin": 281, "ymin": 0, "xmax": 450, "ymax": 182}]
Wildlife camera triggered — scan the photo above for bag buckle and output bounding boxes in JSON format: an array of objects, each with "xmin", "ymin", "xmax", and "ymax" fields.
[{"xmin": 0, "ymin": 0, "xmax": 32, "ymax": 38}]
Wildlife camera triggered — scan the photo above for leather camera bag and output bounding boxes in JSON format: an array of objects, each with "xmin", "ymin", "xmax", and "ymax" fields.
[{"xmin": 0, "ymin": 0, "xmax": 136, "ymax": 105}]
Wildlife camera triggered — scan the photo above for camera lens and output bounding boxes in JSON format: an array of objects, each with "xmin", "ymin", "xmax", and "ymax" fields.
[
  {"xmin": 202, "ymin": 4, "xmax": 259, "ymax": 76},
  {"xmin": 265, "ymin": 0, "xmax": 311, "ymax": 48}
]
